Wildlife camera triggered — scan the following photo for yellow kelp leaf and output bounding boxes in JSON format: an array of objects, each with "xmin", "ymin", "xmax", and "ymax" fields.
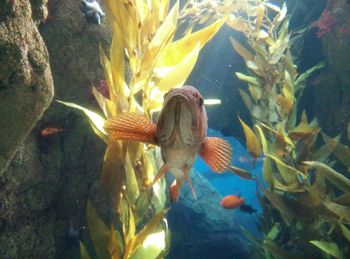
[
  {"xmin": 275, "ymin": 3, "xmax": 287, "ymax": 23},
  {"xmin": 154, "ymin": 43, "xmax": 201, "ymax": 92},
  {"xmin": 99, "ymin": 45, "xmax": 115, "ymax": 100},
  {"xmin": 108, "ymin": 225, "xmax": 122, "ymax": 259},
  {"xmin": 92, "ymin": 86, "xmax": 117, "ymax": 119},
  {"xmin": 236, "ymin": 72, "xmax": 259, "ymax": 85},
  {"xmin": 110, "ymin": 31, "xmax": 125, "ymax": 96},
  {"xmin": 80, "ymin": 242, "xmax": 92, "ymax": 259},
  {"xmin": 57, "ymin": 101, "xmax": 107, "ymax": 143},
  {"xmin": 136, "ymin": 1, "xmax": 179, "ymax": 92},
  {"xmin": 262, "ymin": 157, "xmax": 274, "ymax": 187},
  {"xmin": 226, "ymin": 15, "xmax": 247, "ymax": 32},
  {"xmin": 322, "ymin": 132, "xmax": 350, "ymax": 170},
  {"xmin": 230, "ymin": 37, "xmax": 254, "ymax": 64},
  {"xmin": 157, "ymin": 18, "xmax": 226, "ymax": 68},
  {"xmin": 303, "ymin": 161, "xmax": 350, "ymax": 193},
  {"xmin": 268, "ymin": 154, "xmax": 305, "ymax": 184},
  {"xmin": 86, "ymin": 200, "xmax": 110, "ymax": 259},
  {"xmin": 309, "ymin": 241, "xmax": 342, "ymax": 258},
  {"xmin": 289, "ymin": 111, "xmax": 317, "ymax": 139},
  {"xmin": 265, "ymin": 2, "xmax": 281, "ymax": 12},
  {"xmin": 126, "ymin": 205, "xmax": 136, "ymax": 244},
  {"xmin": 125, "ymin": 209, "xmax": 168, "ymax": 258},
  {"xmin": 340, "ymin": 224, "xmax": 350, "ymax": 242},
  {"xmin": 255, "ymin": 4, "xmax": 265, "ymax": 29},
  {"xmin": 238, "ymin": 116, "xmax": 262, "ymax": 160}
]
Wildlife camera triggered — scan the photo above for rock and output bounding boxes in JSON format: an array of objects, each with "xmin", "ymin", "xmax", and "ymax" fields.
[
  {"xmin": 302, "ymin": 0, "xmax": 350, "ymax": 136},
  {"xmin": 0, "ymin": 0, "xmax": 54, "ymax": 174},
  {"xmin": 166, "ymin": 170, "xmax": 249, "ymax": 259}
]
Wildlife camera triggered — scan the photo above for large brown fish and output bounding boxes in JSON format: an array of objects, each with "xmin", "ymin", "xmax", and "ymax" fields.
[{"xmin": 105, "ymin": 85, "xmax": 232, "ymax": 202}]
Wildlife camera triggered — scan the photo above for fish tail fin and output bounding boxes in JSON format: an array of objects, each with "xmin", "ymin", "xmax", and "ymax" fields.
[
  {"xmin": 199, "ymin": 137, "xmax": 232, "ymax": 172},
  {"xmin": 104, "ymin": 113, "xmax": 157, "ymax": 144}
]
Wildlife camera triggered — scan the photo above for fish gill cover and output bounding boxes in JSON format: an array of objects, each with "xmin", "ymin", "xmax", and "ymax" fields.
[{"xmin": 58, "ymin": 0, "xmax": 226, "ymax": 258}]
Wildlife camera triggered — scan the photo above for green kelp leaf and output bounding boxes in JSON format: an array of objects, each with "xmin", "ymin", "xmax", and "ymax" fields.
[
  {"xmin": 323, "ymin": 201, "xmax": 350, "ymax": 222},
  {"xmin": 101, "ymin": 142, "xmax": 124, "ymax": 207},
  {"xmin": 313, "ymin": 134, "xmax": 340, "ymax": 162},
  {"xmin": 268, "ymin": 154, "xmax": 306, "ymax": 185},
  {"xmin": 238, "ymin": 116, "xmax": 262, "ymax": 160},
  {"xmin": 263, "ymin": 239, "xmax": 302, "ymax": 259},
  {"xmin": 267, "ymin": 223, "xmax": 281, "ymax": 240},
  {"xmin": 309, "ymin": 241, "xmax": 342, "ymax": 258},
  {"xmin": 340, "ymin": 224, "xmax": 350, "ymax": 242},
  {"xmin": 80, "ymin": 242, "xmax": 92, "ymax": 259},
  {"xmin": 86, "ymin": 200, "xmax": 110, "ymax": 259},
  {"xmin": 57, "ymin": 101, "xmax": 108, "ymax": 142},
  {"xmin": 126, "ymin": 209, "xmax": 168, "ymax": 258},
  {"xmin": 303, "ymin": 161, "xmax": 350, "ymax": 193},
  {"xmin": 335, "ymin": 193, "xmax": 350, "ymax": 206},
  {"xmin": 124, "ymin": 151, "xmax": 140, "ymax": 205},
  {"xmin": 131, "ymin": 230, "xmax": 167, "ymax": 259},
  {"xmin": 135, "ymin": 191, "xmax": 150, "ymax": 224},
  {"xmin": 295, "ymin": 61, "xmax": 325, "ymax": 92},
  {"xmin": 108, "ymin": 225, "xmax": 123, "ymax": 259},
  {"xmin": 236, "ymin": 72, "xmax": 259, "ymax": 85},
  {"xmin": 322, "ymin": 133, "xmax": 350, "ymax": 170},
  {"xmin": 238, "ymin": 88, "xmax": 255, "ymax": 112}
]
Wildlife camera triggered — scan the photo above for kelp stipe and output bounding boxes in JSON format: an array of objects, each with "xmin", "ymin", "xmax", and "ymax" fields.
[
  {"xmin": 225, "ymin": 0, "xmax": 350, "ymax": 258},
  {"xmin": 59, "ymin": 0, "xmax": 225, "ymax": 258}
]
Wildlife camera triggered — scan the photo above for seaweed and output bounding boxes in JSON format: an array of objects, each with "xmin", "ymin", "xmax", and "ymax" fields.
[
  {"xmin": 221, "ymin": 0, "xmax": 350, "ymax": 258},
  {"xmin": 59, "ymin": 0, "xmax": 225, "ymax": 258}
]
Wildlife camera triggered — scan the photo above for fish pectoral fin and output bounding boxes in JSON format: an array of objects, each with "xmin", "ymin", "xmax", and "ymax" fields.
[
  {"xmin": 150, "ymin": 164, "xmax": 169, "ymax": 188},
  {"xmin": 104, "ymin": 113, "xmax": 157, "ymax": 144},
  {"xmin": 184, "ymin": 171, "xmax": 196, "ymax": 199},
  {"xmin": 199, "ymin": 137, "xmax": 232, "ymax": 172}
]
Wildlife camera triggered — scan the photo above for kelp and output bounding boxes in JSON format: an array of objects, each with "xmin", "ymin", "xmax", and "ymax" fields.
[
  {"xmin": 222, "ymin": 0, "xmax": 350, "ymax": 258},
  {"xmin": 59, "ymin": 0, "xmax": 225, "ymax": 258}
]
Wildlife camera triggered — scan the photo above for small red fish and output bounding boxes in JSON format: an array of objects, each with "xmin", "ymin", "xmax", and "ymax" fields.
[
  {"xmin": 41, "ymin": 127, "xmax": 65, "ymax": 138},
  {"xmin": 105, "ymin": 85, "xmax": 232, "ymax": 203},
  {"xmin": 220, "ymin": 195, "xmax": 245, "ymax": 209}
]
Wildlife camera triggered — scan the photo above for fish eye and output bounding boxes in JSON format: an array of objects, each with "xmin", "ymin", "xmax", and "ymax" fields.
[{"xmin": 199, "ymin": 97, "xmax": 203, "ymax": 107}]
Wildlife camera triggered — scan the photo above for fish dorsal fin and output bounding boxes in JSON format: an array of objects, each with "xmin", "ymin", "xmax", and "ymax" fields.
[
  {"xmin": 199, "ymin": 137, "xmax": 232, "ymax": 172},
  {"xmin": 105, "ymin": 113, "xmax": 157, "ymax": 144}
]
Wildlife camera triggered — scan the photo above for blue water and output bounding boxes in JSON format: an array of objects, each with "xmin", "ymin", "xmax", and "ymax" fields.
[{"xmin": 194, "ymin": 128, "xmax": 263, "ymax": 236}]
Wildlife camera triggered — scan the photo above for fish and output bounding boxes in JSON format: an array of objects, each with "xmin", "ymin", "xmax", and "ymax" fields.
[
  {"xmin": 220, "ymin": 194, "xmax": 245, "ymax": 209},
  {"xmin": 105, "ymin": 85, "xmax": 232, "ymax": 203},
  {"xmin": 41, "ymin": 126, "xmax": 65, "ymax": 138},
  {"xmin": 239, "ymin": 204, "xmax": 257, "ymax": 214},
  {"xmin": 80, "ymin": 0, "xmax": 105, "ymax": 25}
]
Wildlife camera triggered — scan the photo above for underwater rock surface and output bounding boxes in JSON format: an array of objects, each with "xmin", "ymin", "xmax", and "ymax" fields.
[
  {"xmin": 0, "ymin": 0, "xmax": 54, "ymax": 174},
  {"xmin": 167, "ymin": 170, "xmax": 249, "ymax": 259}
]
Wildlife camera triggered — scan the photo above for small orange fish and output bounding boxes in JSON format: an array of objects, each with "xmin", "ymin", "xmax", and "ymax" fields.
[
  {"xmin": 220, "ymin": 195, "xmax": 245, "ymax": 209},
  {"xmin": 105, "ymin": 85, "xmax": 232, "ymax": 203},
  {"xmin": 41, "ymin": 127, "xmax": 64, "ymax": 138}
]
